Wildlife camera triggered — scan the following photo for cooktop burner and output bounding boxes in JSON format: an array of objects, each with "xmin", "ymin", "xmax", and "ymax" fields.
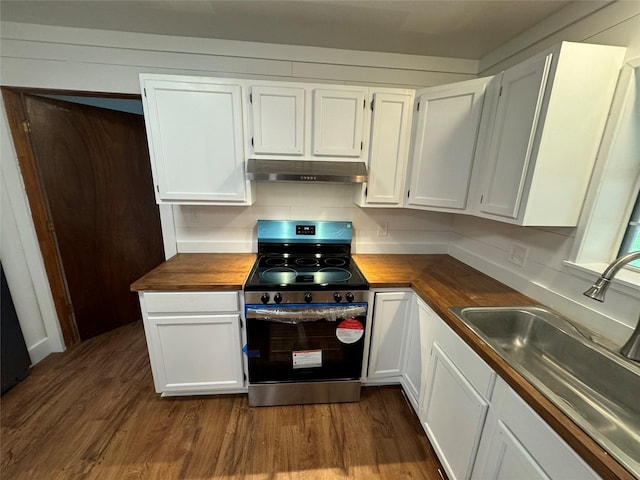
[
  {"xmin": 243, "ymin": 220, "xmax": 369, "ymax": 292},
  {"xmin": 246, "ymin": 255, "xmax": 365, "ymax": 290}
]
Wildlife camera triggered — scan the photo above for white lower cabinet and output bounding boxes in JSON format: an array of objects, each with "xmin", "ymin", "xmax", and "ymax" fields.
[
  {"xmin": 472, "ymin": 378, "xmax": 599, "ymax": 480},
  {"xmin": 367, "ymin": 291, "xmax": 414, "ymax": 380},
  {"xmin": 419, "ymin": 302, "xmax": 495, "ymax": 480},
  {"xmin": 415, "ymin": 299, "xmax": 601, "ymax": 480},
  {"xmin": 139, "ymin": 291, "xmax": 245, "ymax": 395}
]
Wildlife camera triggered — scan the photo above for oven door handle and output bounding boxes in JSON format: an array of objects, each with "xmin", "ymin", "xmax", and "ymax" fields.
[{"xmin": 246, "ymin": 305, "xmax": 366, "ymax": 324}]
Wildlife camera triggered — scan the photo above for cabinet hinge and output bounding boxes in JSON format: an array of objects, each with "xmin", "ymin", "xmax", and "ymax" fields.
[
  {"xmin": 249, "ymin": 93, "xmax": 253, "ymax": 104},
  {"xmin": 22, "ymin": 120, "xmax": 31, "ymax": 134},
  {"xmin": 370, "ymin": 99, "xmax": 375, "ymax": 111},
  {"xmin": 47, "ymin": 220, "xmax": 55, "ymax": 232}
]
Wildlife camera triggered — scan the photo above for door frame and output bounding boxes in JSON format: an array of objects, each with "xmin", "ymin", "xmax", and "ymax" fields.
[{"xmin": 1, "ymin": 87, "xmax": 142, "ymax": 348}]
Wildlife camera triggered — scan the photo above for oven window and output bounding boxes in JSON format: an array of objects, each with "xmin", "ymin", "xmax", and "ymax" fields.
[{"xmin": 247, "ymin": 315, "xmax": 366, "ymax": 383}]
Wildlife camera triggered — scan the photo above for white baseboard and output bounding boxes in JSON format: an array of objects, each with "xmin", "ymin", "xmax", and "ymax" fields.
[{"xmin": 27, "ymin": 337, "xmax": 51, "ymax": 365}]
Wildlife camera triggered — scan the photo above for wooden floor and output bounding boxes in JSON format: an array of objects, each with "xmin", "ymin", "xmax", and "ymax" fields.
[{"xmin": 1, "ymin": 322, "xmax": 445, "ymax": 479}]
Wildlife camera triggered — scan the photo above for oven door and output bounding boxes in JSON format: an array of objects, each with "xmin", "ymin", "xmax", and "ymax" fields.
[{"xmin": 245, "ymin": 303, "xmax": 367, "ymax": 384}]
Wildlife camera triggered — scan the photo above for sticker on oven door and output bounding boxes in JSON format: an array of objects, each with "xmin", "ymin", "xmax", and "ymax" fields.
[
  {"xmin": 336, "ymin": 319, "xmax": 364, "ymax": 344},
  {"xmin": 292, "ymin": 349, "xmax": 322, "ymax": 369}
]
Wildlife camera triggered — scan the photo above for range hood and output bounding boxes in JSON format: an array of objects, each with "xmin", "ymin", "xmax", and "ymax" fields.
[{"xmin": 246, "ymin": 159, "xmax": 368, "ymax": 184}]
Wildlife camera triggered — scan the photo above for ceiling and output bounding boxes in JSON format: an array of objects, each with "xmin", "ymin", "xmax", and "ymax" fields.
[{"xmin": 1, "ymin": 0, "xmax": 601, "ymax": 59}]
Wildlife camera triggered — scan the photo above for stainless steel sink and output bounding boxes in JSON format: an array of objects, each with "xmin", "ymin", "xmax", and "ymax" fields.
[{"xmin": 448, "ymin": 305, "xmax": 640, "ymax": 477}]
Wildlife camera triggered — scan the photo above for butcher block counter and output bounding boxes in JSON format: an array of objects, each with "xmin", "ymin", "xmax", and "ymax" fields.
[
  {"xmin": 131, "ymin": 253, "xmax": 256, "ymax": 291},
  {"xmin": 131, "ymin": 253, "xmax": 630, "ymax": 480}
]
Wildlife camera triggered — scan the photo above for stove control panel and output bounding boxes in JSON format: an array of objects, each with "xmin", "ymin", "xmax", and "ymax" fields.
[{"xmin": 245, "ymin": 290, "xmax": 368, "ymax": 305}]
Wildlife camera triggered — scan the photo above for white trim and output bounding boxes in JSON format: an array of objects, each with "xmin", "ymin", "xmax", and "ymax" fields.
[
  {"xmin": 27, "ymin": 338, "xmax": 51, "ymax": 365},
  {"xmin": 478, "ymin": 1, "xmax": 611, "ymax": 73},
  {"xmin": 0, "ymin": 21, "xmax": 478, "ymax": 75},
  {"xmin": 159, "ymin": 205, "xmax": 178, "ymax": 259},
  {"xmin": 1, "ymin": 101, "xmax": 65, "ymax": 356}
]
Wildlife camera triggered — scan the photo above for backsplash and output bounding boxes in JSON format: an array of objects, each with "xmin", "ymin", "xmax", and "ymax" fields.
[{"xmin": 174, "ymin": 182, "xmax": 455, "ymax": 254}]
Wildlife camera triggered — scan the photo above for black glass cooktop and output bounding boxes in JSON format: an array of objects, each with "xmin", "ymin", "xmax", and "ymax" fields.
[{"xmin": 244, "ymin": 254, "xmax": 368, "ymax": 291}]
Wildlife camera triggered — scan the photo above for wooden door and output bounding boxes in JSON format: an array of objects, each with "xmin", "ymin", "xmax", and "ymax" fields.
[{"xmin": 23, "ymin": 94, "xmax": 164, "ymax": 340}]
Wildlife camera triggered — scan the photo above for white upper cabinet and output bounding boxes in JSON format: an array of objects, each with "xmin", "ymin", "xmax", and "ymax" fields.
[
  {"xmin": 249, "ymin": 85, "xmax": 305, "ymax": 156},
  {"xmin": 312, "ymin": 88, "xmax": 367, "ymax": 157},
  {"xmin": 355, "ymin": 89, "xmax": 415, "ymax": 207},
  {"xmin": 472, "ymin": 42, "xmax": 626, "ymax": 226},
  {"xmin": 476, "ymin": 55, "xmax": 552, "ymax": 219},
  {"xmin": 246, "ymin": 82, "xmax": 369, "ymax": 162},
  {"xmin": 406, "ymin": 77, "xmax": 489, "ymax": 212},
  {"xmin": 140, "ymin": 74, "xmax": 251, "ymax": 205}
]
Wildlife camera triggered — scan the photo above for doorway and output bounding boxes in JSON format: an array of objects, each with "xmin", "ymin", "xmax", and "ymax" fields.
[{"xmin": 3, "ymin": 89, "xmax": 165, "ymax": 343}]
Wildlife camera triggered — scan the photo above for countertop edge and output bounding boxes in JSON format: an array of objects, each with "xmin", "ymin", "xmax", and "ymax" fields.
[
  {"xmin": 411, "ymin": 286, "xmax": 634, "ymax": 480},
  {"xmin": 129, "ymin": 253, "xmax": 633, "ymax": 480}
]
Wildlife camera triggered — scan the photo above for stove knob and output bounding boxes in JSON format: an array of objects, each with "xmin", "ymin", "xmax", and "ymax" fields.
[
  {"xmin": 333, "ymin": 292, "xmax": 343, "ymax": 303},
  {"xmin": 260, "ymin": 293, "xmax": 270, "ymax": 304},
  {"xmin": 274, "ymin": 292, "xmax": 283, "ymax": 304},
  {"xmin": 304, "ymin": 292, "xmax": 313, "ymax": 304},
  {"xmin": 345, "ymin": 292, "xmax": 355, "ymax": 303}
]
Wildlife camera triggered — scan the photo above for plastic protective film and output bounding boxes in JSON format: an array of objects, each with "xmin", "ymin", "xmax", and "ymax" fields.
[{"xmin": 246, "ymin": 305, "xmax": 366, "ymax": 324}]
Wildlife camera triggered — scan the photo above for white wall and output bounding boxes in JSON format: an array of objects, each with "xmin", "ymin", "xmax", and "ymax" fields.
[
  {"xmin": 0, "ymin": 20, "xmax": 473, "ymax": 361},
  {"xmin": 450, "ymin": 2, "xmax": 640, "ymax": 344},
  {"xmin": 174, "ymin": 183, "xmax": 454, "ymax": 254},
  {"xmin": 1, "ymin": 0, "xmax": 639, "ymax": 360}
]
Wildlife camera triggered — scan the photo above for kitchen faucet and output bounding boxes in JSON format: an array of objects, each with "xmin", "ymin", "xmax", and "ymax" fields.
[{"xmin": 583, "ymin": 250, "xmax": 640, "ymax": 361}]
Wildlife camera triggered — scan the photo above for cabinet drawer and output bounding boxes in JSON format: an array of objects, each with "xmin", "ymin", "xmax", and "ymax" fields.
[
  {"xmin": 433, "ymin": 319, "xmax": 495, "ymax": 400},
  {"xmin": 143, "ymin": 291, "xmax": 239, "ymax": 313}
]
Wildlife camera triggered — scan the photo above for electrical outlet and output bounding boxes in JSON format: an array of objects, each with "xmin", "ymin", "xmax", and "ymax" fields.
[
  {"xmin": 508, "ymin": 245, "xmax": 528, "ymax": 267},
  {"xmin": 377, "ymin": 223, "xmax": 388, "ymax": 237}
]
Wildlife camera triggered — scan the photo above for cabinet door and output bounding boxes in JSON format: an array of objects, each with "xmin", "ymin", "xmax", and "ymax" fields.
[
  {"xmin": 408, "ymin": 78, "xmax": 488, "ymax": 210},
  {"xmin": 365, "ymin": 92, "xmax": 413, "ymax": 205},
  {"xmin": 368, "ymin": 291, "xmax": 413, "ymax": 379},
  {"xmin": 401, "ymin": 298, "xmax": 422, "ymax": 409},
  {"xmin": 312, "ymin": 88, "xmax": 366, "ymax": 157},
  {"xmin": 142, "ymin": 78, "xmax": 247, "ymax": 203},
  {"xmin": 421, "ymin": 343, "xmax": 489, "ymax": 480},
  {"xmin": 473, "ymin": 378, "xmax": 599, "ymax": 480},
  {"xmin": 477, "ymin": 54, "xmax": 552, "ymax": 218},
  {"xmin": 147, "ymin": 314, "xmax": 244, "ymax": 393},
  {"xmin": 249, "ymin": 85, "xmax": 305, "ymax": 156},
  {"xmin": 473, "ymin": 420, "xmax": 550, "ymax": 480}
]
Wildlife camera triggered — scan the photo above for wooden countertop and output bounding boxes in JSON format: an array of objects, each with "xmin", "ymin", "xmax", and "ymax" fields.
[
  {"xmin": 131, "ymin": 253, "xmax": 256, "ymax": 291},
  {"xmin": 130, "ymin": 252, "xmax": 632, "ymax": 479}
]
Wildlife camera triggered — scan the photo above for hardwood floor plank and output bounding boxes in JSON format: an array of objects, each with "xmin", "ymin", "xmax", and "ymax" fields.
[{"xmin": 1, "ymin": 321, "xmax": 445, "ymax": 479}]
